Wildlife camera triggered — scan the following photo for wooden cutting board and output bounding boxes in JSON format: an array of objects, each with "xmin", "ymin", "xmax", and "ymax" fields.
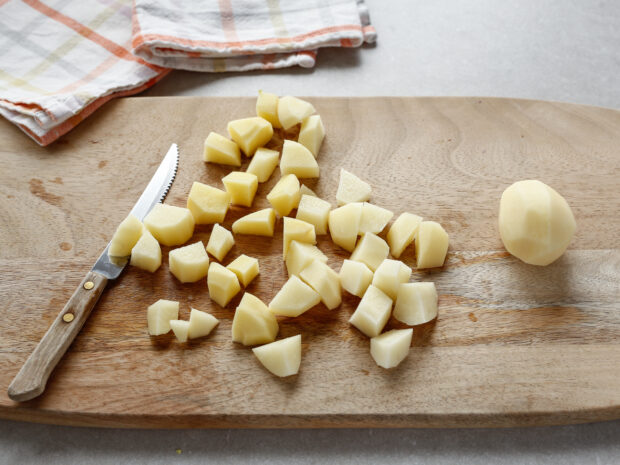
[{"xmin": 0, "ymin": 97, "xmax": 619, "ymax": 429}]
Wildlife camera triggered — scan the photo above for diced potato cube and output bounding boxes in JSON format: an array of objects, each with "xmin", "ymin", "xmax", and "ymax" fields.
[
  {"xmin": 227, "ymin": 116, "xmax": 273, "ymax": 156},
  {"xmin": 350, "ymin": 233, "xmax": 389, "ymax": 272},
  {"xmin": 147, "ymin": 299, "xmax": 179, "ymax": 336},
  {"xmin": 339, "ymin": 259, "xmax": 373, "ymax": 298},
  {"xmin": 296, "ymin": 194, "xmax": 331, "ymax": 235},
  {"xmin": 370, "ymin": 328, "xmax": 413, "ymax": 369},
  {"xmin": 130, "ymin": 229, "xmax": 162, "ymax": 273},
  {"xmin": 298, "ymin": 115, "xmax": 325, "ymax": 157},
  {"xmin": 203, "ymin": 132, "xmax": 241, "ymax": 166},
  {"xmin": 256, "ymin": 90, "xmax": 281, "ymax": 128},
  {"xmin": 246, "ymin": 148, "xmax": 279, "ymax": 182},
  {"xmin": 283, "ymin": 217, "xmax": 316, "ymax": 258},
  {"xmin": 108, "ymin": 214, "xmax": 143, "ymax": 257},
  {"xmin": 393, "ymin": 282, "xmax": 438, "ymax": 325},
  {"xmin": 188, "ymin": 308, "xmax": 219, "ymax": 339},
  {"xmin": 206, "ymin": 223, "xmax": 234, "ymax": 261},
  {"xmin": 143, "ymin": 203, "xmax": 195, "ymax": 247},
  {"xmin": 359, "ymin": 203, "xmax": 393, "ymax": 234},
  {"xmin": 232, "ymin": 208, "xmax": 276, "ymax": 236},
  {"xmin": 415, "ymin": 221, "xmax": 449, "ymax": 269},
  {"xmin": 226, "ymin": 254, "xmax": 259, "ymax": 287},
  {"xmin": 170, "ymin": 320, "xmax": 190, "ymax": 343},
  {"xmin": 187, "ymin": 182, "xmax": 231, "ymax": 224},
  {"xmin": 232, "ymin": 292, "xmax": 279, "ymax": 346},
  {"xmin": 348, "ymin": 285, "xmax": 392, "ymax": 338},
  {"xmin": 266, "ymin": 173, "xmax": 301, "ymax": 217},
  {"xmin": 278, "ymin": 96, "xmax": 315, "ymax": 130},
  {"xmin": 285, "ymin": 241, "xmax": 328, "ymax": 277},
  {"xmin": 169, "ymin": 241, "xmax": 209, "ymax": 283},
  {"xmin": 269, "ymin": 275, "xmax": 321, "ymax": 317},
  {"xmin": 336, "ymin": 169, "xmax": 371, "ymax": 206},
  {"xmin": 299, "ymin": 184, "xmax": 317, "ymax": 197},
  {"xmin": 328, "ymin": 202, "xmax": 362, "ymax": 252},
  {"xmin": 207, "ymin": 262, "xmax": 241, "ymax": 307},
  {"xmin": 252, "ymin": 334, "xmax": 302, "ymax": 377},
  {"xmin": 299, "ymin": 260, "xmax": 341, "ymax": 310},
  {"xmin": 222, "ymin": 171, "xmax": 258, "ymax": 207},
  {"xmin": 387, "ymin": 212, "xmax": 423, "ymax": 258},
  {"xmin": 372, "ymin": 259, "xmax": 412, "ymax": 300},
  {"xmin": 280, "ymin": 140, "xmax": 319, "ymax": 178}
]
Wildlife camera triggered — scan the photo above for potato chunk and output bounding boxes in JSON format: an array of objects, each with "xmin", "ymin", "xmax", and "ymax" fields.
[
  {"xmin": 328, "ymin": 202, "xmax": 362, "ymax": 252},
  {"xmin": 221, "ymin": 171, "xmax": 258, "ymax": 207},
  {"xmin": 300, "ymin": 260, "xmax": 341, "ymax": 310},
  {"xmin": 359, "ymin": 203, "xmax": 393, "ymax": 234},
  {"xmin": 393, "ymin": 282, "xmax": 438, "ymax": 325},
  {"xmin": 188, "ymin": 308, "xmax": 219, "ymax": 339},
  {"xmin": 108, "ymin": 214, "xmax": 143, "ymax": 257},
  {"xmin": 130, "ymin": 229, "xmax": 162, "ymax": 273},
  {"xmin": 269, "ymin": 275, "xmax": 321, "ymax": 317},
  {"xmin": 203, "ymin": 132, "xmax": 241, "ymax": 166},
  {"xmin": 336, "ymin": 169, "xmax": 371, "ymax": 206},
  {"xmin": 252, "ymin": 334, "xmax": 302, "ymax": 377},
  {"xmin": 169, "ymin": 241, "xmax": 209, "ymax": 283},
  {"xmin": 370, "ymin": 328, "xmax": 413, "ymax": 369},
  {"xmin": 227, "ymin": 116, "xmax": 273, "ymax": 156},
  {"xmin": 256, "ymin": 90, "xmax": 281, "ymax": 128},
  {"xmin": 348, "ymin": 285, "xmax": 392, "ymax": 338},
  {"xmin": 285, "ymin": 241, "xmax": 328, "ymax": 277},
  {"xmin": 226, "ymin": 254, "xmax": 259, "ymax": 287},
  {"xmin": 296, "ymin": 194, "xmax": 331, "ymax": 235},
  {"xmin": 207, "ymin": 262, "xmax": 241, "ymax": 307},
  {"xmin": 280, "ymin": 140, "xmax": 319, "ymax": 178},
  {"xmin": 350, "ymin": 233, "xmax": 389, "ymax": 272},
  {"xmin": 415, "ymin": 221, "xmax": 449, "ymax": 269},
  {"xmin": 232, "ymin": 208, "xmax": 276, "ymax": 236},
  {"xmin": 170, "ymin": 320, "xmax": 190, "ymax": 342},
  {"xmin": 266, "ymin": 173, "xmax": 301, "ymax": 217},
  {"xmin": 143, "ymin": 204, "xmax": 195, "ymax": 247},
  {"xmin": 147, "ymin": 299, "xmax": 179, "ymax": 336},
  {"xmin": 246, "ymin": 148, "xmax": 279, "ymax": 182},
  {"xmin": 298, "ymin": 115, "xmax": 325, "ymax": 157},
  {"xmin": 232, "ymin": 292, "xmax": 279, "ymax": 346},
  {"xmin": 283, "ymin": 217, "xmax": 316, "ymax": 258},
  {"xmin": 278, "ymin": 96, "xmax": 315, "ymax": 130},
  {"xmin": 387, "ymin": 212, "xmax": 422, "ymax": 258},
  {"xmin": 339, "ymin": 259, "xmax": 373, "ymax": 298},
  {"xmin": 372, "ymin": 259, "xmax": 412, "ymax": 300},
  {"xmin": 186, "ymin": 182, "xmax": 230, "ymax": 224},
  {"xmin": 299, "ymin": 184, "xmax": 317, "ymax": 197},
  {"xmin": 206, "ymin": 223, "xmax": 234, "ymax": 261}
]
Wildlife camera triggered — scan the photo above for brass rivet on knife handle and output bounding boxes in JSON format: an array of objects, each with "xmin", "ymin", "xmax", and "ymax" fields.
[
  {"xmin": 83, "ymin": 281, "xmax": 94, "ymax": 290},
  {"xmin": 62, "ymin": 313, "xmax": 74, "ymax": 323}
]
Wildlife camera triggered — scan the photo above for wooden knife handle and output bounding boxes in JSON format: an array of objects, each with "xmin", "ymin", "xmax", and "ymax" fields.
[{"xmin": 8, "ymin": 271, "xmax": 108, "ymax": 402}]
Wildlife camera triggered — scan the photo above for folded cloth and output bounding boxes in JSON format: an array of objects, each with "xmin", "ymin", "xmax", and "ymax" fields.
[
  {"xmin": 0, "ymin": 0, "xmax": 169, "ymax": 146},
  {"xmin": 132, "ymin": 0, "xmax": 377, "ymax": 72}
]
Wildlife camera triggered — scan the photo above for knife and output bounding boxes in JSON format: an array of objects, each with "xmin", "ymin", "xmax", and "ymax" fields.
[{"xmin": 7, "ymin": 143, "xmax": 179, "ymax": 402}]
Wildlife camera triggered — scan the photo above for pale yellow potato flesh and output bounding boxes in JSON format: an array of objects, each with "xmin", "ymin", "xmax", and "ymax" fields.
[
  {"xmin": 393, "ymin": 282, "xmax": 438, "ymax": 325},
  {"xmin": 147, "ymin": 299, "xmax": 179, "ymax": 336},
  {"xmin": 206, "ymin": 223, "xmax": 235, "ymax": 261},
  {"xmin": 186, "ymin": 181, "xmax": 231, "ymax": 224},
  {"xmin": 283, "ymin": 217, "xmax": 316, "ymax": 258},
  {"xmin": 339, "ymin": 259, "xmax": 373, "ymax": 298},
  {"xmin": 328, "ymin": 202, "xmax": 362, "ymax": 252},
  {"xmin": 246, "ymin": 148, "xmax": 279, "ymax": 182},
  {"xmin": 278, "ymin": 96, "xmax": 315, "ymax": 130},
  {"xmin": 285, "ymin": 240, "xmax": 328, "ymax": 277},
  {"xmin": 499, "ymin": 179, "xmax": 576, "ymax": 266},
  {"xmin": 269, "ymin": 275, "xmax": 321, "ymax": 317},
  {"xmin": 387, "ymin": 212, "xmax": 423, "ymax": 258},
  {"xmin": 298, "ymin": 115, "xmax": 325, "ymax": 157},
  {"xmin": 226, "ymin": 254, "xmax": 259, "ymax": 287},
  {"xmin": 203, "ymin": 132, "xmax": 241, "ymax": 166},
  {"xmin": 170, "ymin": 320, "xmax": 190, "ymax": 343},
  {"xmin": 169, "ymin": 241, "xmax": 209, "ymax": 283},
  {"xmin": 348, "ymin": 285, "xmax": 392, "ymax": 338},
  {"xmin": 299, "ymin": 260, "xmax": 342, "ymax": 310},
  {"xmin": 370, "ymin": 328, "xmax": 413, "ymax": 369},
  {"xmin": 280, "ymin": 140, "xmax": 320, "ymax": 178},
  {"xmin": 221, "ymin": 171, "xmax": 259, "ymax": 207},
  {"xmin": 130, "ymin": 229, "xmax": 162, "ymax": 273},
  {"xmin": 108, "ymin": 214, "xmax": 143, "ymax": 257},
  {"xmin": 256, "ymin": 90, "xmax": 281, "ymax": 128},
  {"xmin": 372, "ymin": 258, "xmax": 412, "ymax": 300},
  {"xmin": 232, "ymin": 208, "xmax": 276, "ymax": 236},
  {"xmin": 252, "ymin": 334, "xmax": 302, "ymax": 377},
  {"xmin": 188, "ymin": 308, "xmax": 219, "ymax": 339},
  {"xmin": 266, "ymin": 173, "xmax": 301, "ymax": 217},
  {"xmin": 207, "ymin": 262, "xmax": 241, "ymax": 307},
  {"xmin": 296, "ymin": 194, "xmax": 331, "ymax": 235},
  {"xmin": 143, "ymin": 203, "xmax": 195, "ymax": 247},
  {"xmin": 299, "ymin": 184, "xmax": 317, "ymax": 197},
  {"xmin": 350, "ymin": 232, "xmax": 389, "ymax": 272},
  {"xmin": 415, "ymin": 221, "xmax": 449, "ymax": 269},
  {"xmin": 359, "ymin": 203, "xmax": 393, "ymax": 234},
  {"xmin": 336, "ymin": 169, "xmax": 371, "ymax": 206},
  {"xmin": 227, "ymin": 116, "xmax": 273, "ymax": 156},
  {"xmin": 232, "ymin": 292, "xmax": 279, "ymax": 346}
]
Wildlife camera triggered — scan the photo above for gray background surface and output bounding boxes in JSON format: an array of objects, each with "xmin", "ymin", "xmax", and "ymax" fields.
[{"xmin": 2, "ymin": 0, "xmax": 619, "ymax": 463}]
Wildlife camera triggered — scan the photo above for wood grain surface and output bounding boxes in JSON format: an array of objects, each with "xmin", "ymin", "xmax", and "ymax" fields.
[{"xmin": 0, "ymin": 97, "xmax": 619, "ymax": 428}]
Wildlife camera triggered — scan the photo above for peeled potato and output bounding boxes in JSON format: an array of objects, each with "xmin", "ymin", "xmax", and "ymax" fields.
[
  {"xmin": 285, "ymin": 240, "xmax": 328, "ymax": 277},
  {"xmin": 188, "ymin": 308, "xmax": 219, "ymax": 339},
  {"xmin": 328, "ymin": 202, "xmax": 362, "ymax": 252},
  {"xmin": 206, "ymin": 223, "xmax": 234, "ymax": 261},
  {"xmin": 203, "ymin": 132, "xmax": 241, "ymax": 166},
  {"xmin": 296, "ymin": 194, "xmax": 331, "ymax": 235},
  {"xmin": 415, "ymin": 221, "xmax": 449, "ymax": 269},
  {"xmin": 393, "ymin": 282, "xmax": 438, "ymax": 326},
  {"xmin": 170, "ymin": 320, "xmax": 190, "ymax": 342},
  {"xmin": 256, "ymin": 90, "xmax": 281, "ymax": 128},
  {"xmin": 147, "ymin": 299, "xmax": 179, "ymax": 336},
  {"xmin": 298, "ymin": 115, "xmax": 325, "ymax": 157},
  {"xmin": 359, "ymin": 203, "xmax": 393, "ymax": 235},
  {"xmin": 278, "ymin": 96, "xmax": 315, "ymax": 130},
  {"xmin": 370, "ymin": 328, "xmax": 413, "ymax": 369},
  {"xmin": 226, "ymin": 254, "xmax": 259, "ymax": 287},
  {"xmin": 348, "ymin": 285, "xmax": 392, "ymax": 338},
  {"xmin": 266, "ymin": 173, "xmax": 301, "ymax": 217},
  {"xmin": 252, "ymin": 334, "xmax": 302, "ymax": 377},
  {"xmin": 339, "ymin": 259, "xmax": 373, "ymax": 298},
  {"xmin": 283, "ymin": 217, "xmax": 316, "ymax": 258},
  {"xmin": 350, "ymin": 233, "xmax": 389, "ymax": 272},
  {"xmin": 299, "ymin": 260, "xmax": 342, "ymax": 310},
  {"xmin": 387, "ymin": 212, "xmax": 422, "ymax": 258},
  {"xmin": 280, "ymin": 140, "xmax": 320, "ymax": 179},
  {"xmin": 169, "ymin": 241, "xmax": 209, "ymax": 283},
  {"xmin": 246, "ymin": 148, "xmax": 279, "ymax": 182},
  {"xmin": 207, "ymin": 262, "xmax": 241, "ymax": 307},
  {"xmin": 336, "ymin": 169, "xmax": 371, "ymax": 206},
  {"xmin": 232, "ymin": 292, "xmax": 279, "ymax": 346},
  {"xmin": 130, "ymin": 229, "xmax": 162, "ymax": 273},
  {"xmin": 187, "ymin": 182, "xmax": 230, "ymax": 224},
  {"xmin": 269, "ymin": 275, "xmax": 321, "ymax": 317},
  {"xmin": 143, "ymin": 204, "xmax": 195, "ymax": 247},
  {"xmin": 222, "ymin": 171, "xmax": 258, "ymax": 207},
  {"xmin": 372, "ymin": 259, "xmax": 412, "ymax": 300},
  {"xmin": 232, "ymin": 208, "xmax": 276, "ymax": 236},
  {"xmin": 227, "ymin": 117, "xmax": 273, "ymax": 156},
  {"xmin": 108, "ymin": 214, "xmax": 143, "ymax": 257}
]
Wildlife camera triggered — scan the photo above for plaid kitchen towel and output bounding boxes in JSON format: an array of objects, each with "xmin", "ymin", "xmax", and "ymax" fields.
[{"xmin": 132, "ymin": 0, "xmax": 377, "ymax": 72}]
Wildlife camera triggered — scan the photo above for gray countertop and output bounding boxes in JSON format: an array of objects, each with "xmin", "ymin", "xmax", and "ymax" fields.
[{"xmin": 2, "ymin": 0, "xmax": 619, "ymax": 463}]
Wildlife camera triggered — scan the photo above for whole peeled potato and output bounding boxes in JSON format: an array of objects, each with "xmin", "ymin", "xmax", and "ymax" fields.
[{"xmin": 499, "ymin": 180, "xmax": 576, "ymax": 266}]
